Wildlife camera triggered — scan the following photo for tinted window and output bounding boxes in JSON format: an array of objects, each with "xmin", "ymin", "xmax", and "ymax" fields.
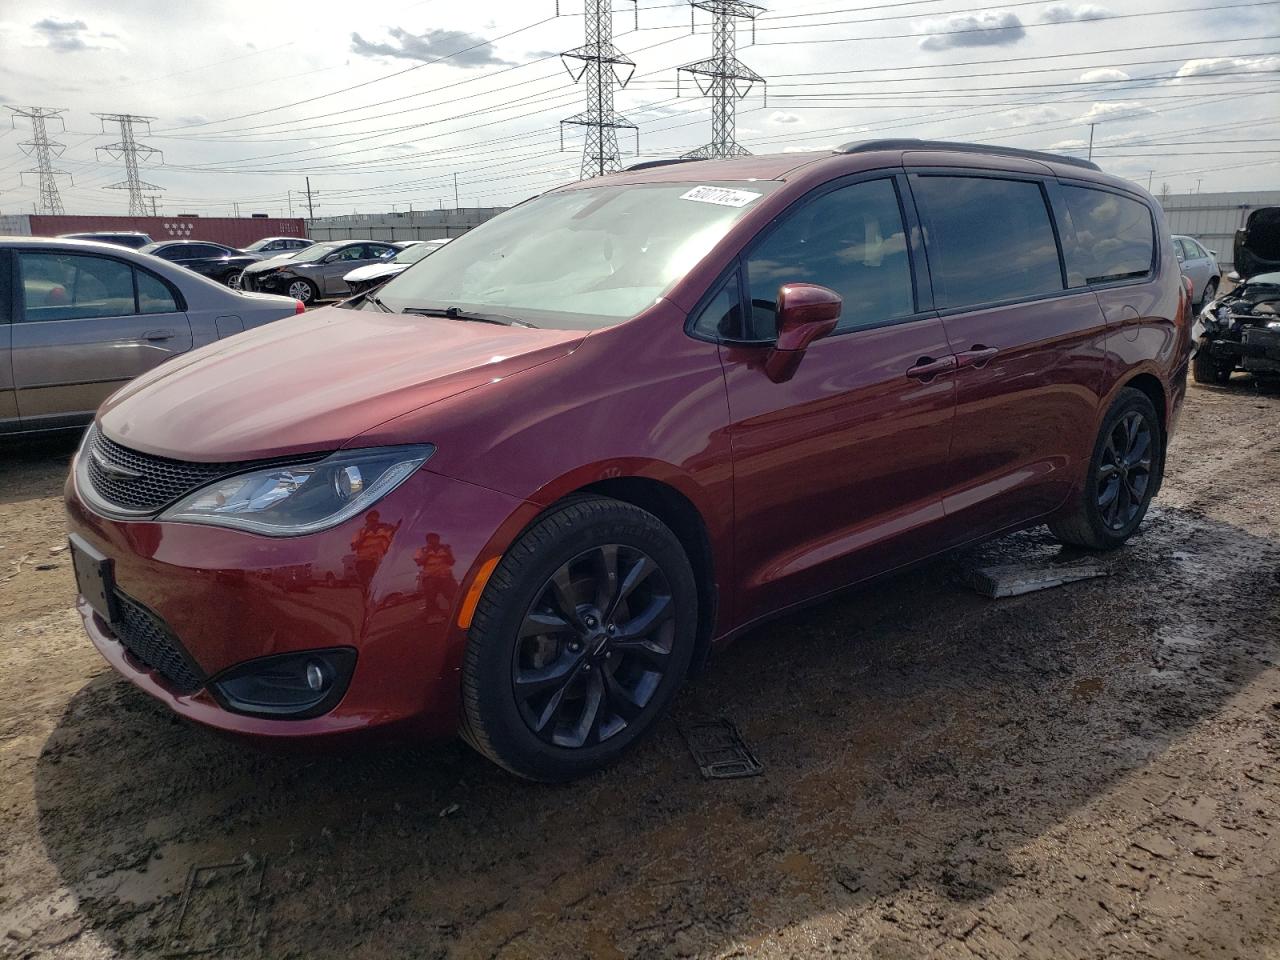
[
  {"xmin": 136, "ymin": 270, "xmax": 178, "ymax": 314},
  {"xmin": 745, "ymin": 178, "xmax": 914, "ymax": 338},
  {"xmin": 19, "ymin": 253, "xmax": 136, "ymax": 322},
  {"xmin": 152, "ymin": 245, "xmax": 188, "ymax": 261},
  {"xmin": 185, "ymin": 244, "xmax": 225, "ymax": 258},
  {"xmin": 692, "ymin": 271, "xmax": 743, "ymax": 339},
  {"xmin": 1061, "ymin": 186, "xmax": 1154, "ymax": 285},
  {"xmin": 913, "ymin": 175, "xmax": 1063, "ymax": 309}
]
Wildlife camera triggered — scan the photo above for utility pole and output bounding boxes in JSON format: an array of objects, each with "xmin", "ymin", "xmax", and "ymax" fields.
[
  {"xmin": 149, "ymin": 196, "xmax": 158, "ymax": 216},
  {"xmin": 1087, "ymin": 122, "xmax": 1096, "ymax": 161},
  {"xmin": 1147, "ymin": 170, "xmax": 1154, "ymax": 191},
  {"xmin": 453, "ymin": 172, "xmax": 460, "ymax": 209},
  {"xmin": 1195, "ymin": 178, "xmax": 1203, "ymax": 194},
  {"xmin": 561, "ymin": 0, "xmax": 638, "ymax": 178},
  {"xmin": 287, "ymin": 190, "xmax": 293, "ymax": 218},
  {"xmin": 678, "ymin": 1, "xmax": 766, "ymax": 159},
  {"xmin": 94, "ymin": 113, "xmax": 163, "ymax": 216},
  {"xmin": 232, "ymin": 201, "xmax": 240, "ymax": 218},
  {"xmin": 7, "ymin": 106, "xmax": 71, "ymax": 215},
  {"xmin": 305, "ymin": 177, "xmax": 315, "ymax": 219}
]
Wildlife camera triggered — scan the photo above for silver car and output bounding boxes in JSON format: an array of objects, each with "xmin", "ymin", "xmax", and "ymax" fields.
[
  {"xmin": 1173, "ymin": 234, "xmax": 1221, "ymax": 306},
  {"xmin": 238, "ymin": 240, "xmax": 400, "ymax": 303},
  {"xmin": 0, "ymin": 236, "xmax": 301, "ymax": 435}
]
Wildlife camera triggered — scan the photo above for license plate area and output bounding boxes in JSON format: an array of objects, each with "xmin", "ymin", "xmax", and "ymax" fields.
[{"xmin": 70, "ymin": 534, "xmax": 119, "ymax": 624}]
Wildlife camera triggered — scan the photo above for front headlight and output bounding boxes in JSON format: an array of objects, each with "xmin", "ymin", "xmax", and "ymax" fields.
[{"xmin": 158, "ymin": 445, "xmax": 434, "ymax": 535}]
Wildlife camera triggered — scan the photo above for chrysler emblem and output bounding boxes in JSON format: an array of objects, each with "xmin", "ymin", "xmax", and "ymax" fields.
[{"xmin": 91, "ymin": 449, "xmax": 142, "ymax": 480}]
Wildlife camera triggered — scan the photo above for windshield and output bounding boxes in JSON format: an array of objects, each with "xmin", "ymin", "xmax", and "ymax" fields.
[
  {"xmin": 288, "ymin": 242, "xmax": 342, "ymax": 263},
  {"xmin": 393, "ymin": 242, "xmax": 445, "ymax": 265},
  {"xmin": 376, "ymin": 181, "xmax": 780, "ymax": 328}
]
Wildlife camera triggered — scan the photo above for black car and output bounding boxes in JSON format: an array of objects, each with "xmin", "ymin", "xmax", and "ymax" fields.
[
  {"xmin": 1193, "ymin": 270, "xmax": 1280, "ymax": 383},
  {"xmin": 139, "ymin": 240, "xmax": 260, "ymax": 289},
  {"xmin": 58, "ymin": 231, "xmax": 153, "ymax": 249}
]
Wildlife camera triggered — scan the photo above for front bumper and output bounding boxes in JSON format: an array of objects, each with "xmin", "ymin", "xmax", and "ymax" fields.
[
  {"xmin": 66, "ymin": 460, "xmax": 536, "ymax": 741},
  {"xmin": 241, "ymin": 271, "xmax": 296, "ymax": 294}
]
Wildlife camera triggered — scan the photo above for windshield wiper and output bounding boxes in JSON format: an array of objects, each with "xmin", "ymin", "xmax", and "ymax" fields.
[
  {"xmin": 364, "ymin": 292, "xmax": 392, "ymax": 312},
  {"xmin": 401, "ymin": 305, "xmax": 536, "ymax": 328}
]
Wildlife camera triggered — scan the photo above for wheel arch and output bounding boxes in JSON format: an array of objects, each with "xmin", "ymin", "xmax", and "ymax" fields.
[{"xmin": 1109, "ymin": 370, "xmax": 1168, "ymax": 494}]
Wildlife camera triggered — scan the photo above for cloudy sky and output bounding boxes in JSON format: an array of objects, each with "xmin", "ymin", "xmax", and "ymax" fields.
[{"xmin": 1, "ymin": 0, "xmax": 1277, "ymax": 217}]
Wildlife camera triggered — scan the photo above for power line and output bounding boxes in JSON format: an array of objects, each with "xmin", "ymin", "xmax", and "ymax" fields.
[
  {"xmin": 94, "ymin": 114, "xmax": 164, "ymax": 216},
  {"xmin": 561, "ymin": 0, "xmax": 639, "ymax": 177},
  {"xmin": 6, "ymin": 106, "xmax": 71, "ymax": 214},
  {"xmin": 679, "ymin": 1, "xmax": 766, "ymax": 158}
]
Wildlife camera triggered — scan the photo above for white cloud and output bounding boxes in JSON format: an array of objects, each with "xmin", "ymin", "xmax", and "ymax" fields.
[
  {"xmin": 1075, "ymin": 101, "xmax": 1155, "ymax": 123},
  {"xmin": 768, "ymin": 111, "xmax": 801, "ymax": 125},
  {"xmin": 1048, "ymin": 138, "xmax": 1089, "ymax": 150},
  {"xmin": 1172, "ymin": 55, "xmax": 1280, "ymax": 80},
  {"xmin": 1080, "ymin": 68, "xmax": 1131, "ymax": 82},
  {"xmin": 916, "ymin": 12, "xmax": 1025, "ymax": 50},
  {"xmin": 350, "ymin": 27, "xmax": 513, "ymax": 68},
  {"xmin": 1041, "ymin": 4, "xmax": 1111, "ymax": 23},
  {"xmin": 29, "ymin": 16, "xmax": 118, "ymax": 52}
]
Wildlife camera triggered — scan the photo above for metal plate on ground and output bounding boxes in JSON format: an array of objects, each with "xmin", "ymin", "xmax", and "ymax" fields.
[
  {"xmin": 166, "ymin": 856, "xmax": 266, "ymax": 957},
  {"xmin": 678, "ymin": 716, "xmax": 763, "ymax": 780}
]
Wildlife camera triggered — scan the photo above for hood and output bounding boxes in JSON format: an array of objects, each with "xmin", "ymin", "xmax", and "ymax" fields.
[
  {"xmin": 243, "ymin": 255, "xmax": 312, "ymax": 275},
  {"xmin": 1235, "ymin": 207, "xmax": 1280, "ymax": 279},
  {"xmin": 344, "ymin": 262, "xmax": 404, "ymax": 283},
  {"xmin": 98, "ymin": 304, "xmax": 587, "ymax": 461}
]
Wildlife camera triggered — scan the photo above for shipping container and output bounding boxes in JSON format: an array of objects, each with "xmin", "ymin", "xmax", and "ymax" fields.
[{"xmin": 7, "ymin": 215, "xmax": 308, "ymax": 249}]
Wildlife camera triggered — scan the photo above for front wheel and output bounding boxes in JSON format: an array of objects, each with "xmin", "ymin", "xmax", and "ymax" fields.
[
  {"xmin": 1049, "ymin": 387, "xmax": 1163, "ymax": 550},
  {"xmin": 286, "ymin": 278, "xmax": 318, "ymax": 304},
  {"xmin": 222, "ymin": 270, "xmax": 243, "ymax": 290},
  {"xmin": 1192, "ymin": 345, "xmax": 1233, "ymax": 385},
  {"xmin": 1200, "ymin": 277, "xmax": 1218, "ymax": 308},
  {"xmin": 460, "ymin": 496, "xmax": 698, "ymax": 781}
]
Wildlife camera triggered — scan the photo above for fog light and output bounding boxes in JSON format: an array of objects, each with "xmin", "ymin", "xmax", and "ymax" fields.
[
  {"xmin": 210, "ymin": 648, "xmax": 356, "ymax": 719},
  {"xmin": 306, "ymin": 660, "xmax": 326, "ymax": 692}
]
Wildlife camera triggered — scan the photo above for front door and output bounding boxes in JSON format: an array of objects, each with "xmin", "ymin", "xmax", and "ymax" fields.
[
  {"xmin": 0, "ymin": 251, "xmax": 16, "ymax": 433},
  {"xmin": 11, "ymin": 250, "xmax": 193, "ymax": 430},
  {"xmin": 716, "ymin": 175, "xmax": 958, "ymax": 625},
  {"xmin": 908, "ymin": 173, "xmax": 1110, "ymax": 536}
]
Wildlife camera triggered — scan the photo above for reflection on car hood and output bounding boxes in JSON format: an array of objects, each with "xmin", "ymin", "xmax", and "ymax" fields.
[
  {"xmin": 343, "ymin": 262, "xmax": 406, "ymax": 283},
  {"xmin": 97, "ymin": 305, "xmax": 587, "ymax": 461}
]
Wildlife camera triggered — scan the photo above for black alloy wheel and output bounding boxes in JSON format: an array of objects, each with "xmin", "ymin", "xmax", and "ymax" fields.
[
  {"xmin": 512, "ymin": 544, "xmax": 675, "ymax": 749},
  {"xmin": 1096, "ymin": 410, "xmax": 1153, "ymax": 532}
]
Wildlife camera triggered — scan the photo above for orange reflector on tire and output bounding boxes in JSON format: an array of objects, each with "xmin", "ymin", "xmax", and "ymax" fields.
[{"xmin": 457, "ymin": 556, "xmax": 499, "ymax": 629}]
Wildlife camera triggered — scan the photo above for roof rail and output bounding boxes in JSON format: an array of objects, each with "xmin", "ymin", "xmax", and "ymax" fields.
[
  {"xmin": 624, "ymin": 157, "xmax": 706, "ymax": 172},
  {"xmin": 836, "ymin": 138, "xmax": 1102, "ymax": 172}
]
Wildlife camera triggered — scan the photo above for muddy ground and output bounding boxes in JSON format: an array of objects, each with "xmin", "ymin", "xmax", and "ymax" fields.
[{"xmin": 1, "ymin": 378, "xmax": 1278, "ymax": 960}]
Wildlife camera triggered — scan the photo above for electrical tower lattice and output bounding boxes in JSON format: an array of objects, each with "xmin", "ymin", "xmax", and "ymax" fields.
[
  {"xmin": 678, "ymin": 0, "xmax": 765, "ymax": 159},
  {"xmin": 7, "ymin": 106, "xmax": 71, "ymax": 215},
  {"xmin": 94, "ymin": 113, "xmax": 164, "ymax": 216},
  {"xmin": 561, "ymin": 0, "xmax": 638, "ymax": 179}
]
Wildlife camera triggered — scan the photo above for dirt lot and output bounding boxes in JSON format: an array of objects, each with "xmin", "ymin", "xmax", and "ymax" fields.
[{"xmin": 1, "ymin": 378, "xmax": 1278, "ymax": 960}]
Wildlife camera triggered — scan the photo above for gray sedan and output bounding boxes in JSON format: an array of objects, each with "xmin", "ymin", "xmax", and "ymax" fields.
[
  {"xmin": 0, "ymin": 236, "xmax": 301, "ymax": 436},
  {"xmin": 1173, "ymin": 234, "xmax": 1221, "ymax": 306},
  {"xmin": 238, "ymin": 240, "xmax": 400, "ymax": 303}
]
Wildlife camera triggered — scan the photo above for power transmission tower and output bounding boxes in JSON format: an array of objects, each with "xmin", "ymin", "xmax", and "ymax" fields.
[
  {"xmin": 94, "ymin": 113, "xmax": 164, "ymax": 215},
  {"xmin": 7, "ymin": 106, "xmax": 71, "ymax": 215},
  {"xmin": 678, "ymin": 1, "xmax": 765, "ymax": 159},
  {"xmin": 560, "ymin": 0, "xmax": 638, "ymax": 179}
]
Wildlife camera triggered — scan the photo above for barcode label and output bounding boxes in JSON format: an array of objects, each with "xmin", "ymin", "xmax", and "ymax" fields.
[{"xmin": 679, "ymin": 185, "xmax": 762, "ymax": 207}]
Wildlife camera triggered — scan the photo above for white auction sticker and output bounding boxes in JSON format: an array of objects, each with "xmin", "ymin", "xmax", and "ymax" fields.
[{"xmin": 679, "ymin": 185, "xmax": 762, "ymax": 207}]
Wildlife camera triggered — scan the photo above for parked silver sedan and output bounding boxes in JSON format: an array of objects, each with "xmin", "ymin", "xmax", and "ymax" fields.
[
  {"xmin": 1173, "ymin": 234, "xmax": 1222, "ymax": 307},
  {"xmin": 0, "ymin": 236, "xmax": 302, "ymax": 435}
]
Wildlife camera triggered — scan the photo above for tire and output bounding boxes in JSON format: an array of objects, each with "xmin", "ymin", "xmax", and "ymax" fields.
[
  {"xmin": 1192, "ymin": 344, "xmax": 1232, "ymax": 385},
  {"xmin": 286, "ymin": 278, "xmax": 318, "ymax": 303},
  {"xmin": 1200, "ymin": 277, "xmax": 1218, "ymax": 308},
  {"xmin": 1049, "ymin": 387, "xmax": 1163, "ymax": 550},
  {"xmin": 460, "ymin": 496, "xmax": 698, "ymax": 781},
  {"xmin": 222, "ymin": 270, "xmax": 243, "ymax": 290}
]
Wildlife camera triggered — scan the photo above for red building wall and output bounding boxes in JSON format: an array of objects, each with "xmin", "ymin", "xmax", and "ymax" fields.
[{"xmin": 27, "ymin": 215, "xmax": 308, "ymax": 248}]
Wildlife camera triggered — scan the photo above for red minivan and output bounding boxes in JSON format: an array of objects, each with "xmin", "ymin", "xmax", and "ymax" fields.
[{"xmin": 64, "ymin": 141, "xmax": 1190, "ymax": 780}]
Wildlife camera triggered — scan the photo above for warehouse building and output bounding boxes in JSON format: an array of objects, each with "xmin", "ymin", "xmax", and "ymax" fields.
[{"xmin": 1160, "ymin": 190, "xmax": 1280, "ymax": 273}]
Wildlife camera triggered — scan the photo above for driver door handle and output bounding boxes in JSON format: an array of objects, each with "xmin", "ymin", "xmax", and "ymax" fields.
[
  {"xmin": 956, "ymin": 345, "xmax": 999, "ymax": 369},
  {"xmin": 906, "ymin": 355, "xmax": 957, "ymax": 381}
]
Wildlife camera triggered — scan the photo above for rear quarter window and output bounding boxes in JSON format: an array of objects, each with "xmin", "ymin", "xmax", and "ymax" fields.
[{"xmin": 1061, "ymin": 186, "xmax": 1155, "ymax": 285}]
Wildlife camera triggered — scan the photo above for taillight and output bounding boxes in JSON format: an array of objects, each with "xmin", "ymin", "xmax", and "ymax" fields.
[
  {"xmin": 1183, "ymin": 276, "xmax": 1194, "ymax": 299},
  {"xmin": 294, "ymin": 300, "xmax": 306, "ymax": 314}
]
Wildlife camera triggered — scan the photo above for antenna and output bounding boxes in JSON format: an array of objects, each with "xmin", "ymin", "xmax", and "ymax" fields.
[
  {"xmin": 561, "ymin": 0, "xmax": 639, "ymax": 179},
  {"xmin": 94, "ymin": 113, "xmax": 164, "ymax": 215},
  {"xmin": 7, "ymin": 106, "xmax": 71, "ymax": 215},
  {"xmin": 678, "ymin": 1, "xmax": 766, "ymax": 159}
]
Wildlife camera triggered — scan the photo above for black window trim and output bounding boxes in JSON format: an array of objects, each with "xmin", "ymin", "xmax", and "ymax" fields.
[
  {"xmin": 686, "ymin": 167, "xmax": 935, "ymax": 345},
  {"xmin": 14, "ymin": 248, "xmax": 187, "ymax": 322},
  {"xmin": 1055, "ymin": 176, "xmax": 1160, "ymax": 292},
  {"xmin": 907, "ymin": 169, "xmax": 1079, "ymax": 319}
]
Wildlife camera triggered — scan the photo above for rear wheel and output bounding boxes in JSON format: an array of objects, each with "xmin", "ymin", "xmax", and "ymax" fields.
[
  {"xmin": 460, "ymin": 496, "xmax": 698, "ymax": 781},
  {"xmin": 1049, "ymin": 388, "xmax": 1162, "ymax": 550},
  {"xmin": 287, "ymin": 278, "xmax": 318, "ymax": 304},
  {"xmin": 221, "ymin": 270, "xmax": 243, "ymax": 290},
  {"xmin": 1200, "ymin": 277, "xmax": 1218, "ymax": 307},
  {"xmin": 1192, "ymin": 344, "xmax": 1233, "ymax": 385}
]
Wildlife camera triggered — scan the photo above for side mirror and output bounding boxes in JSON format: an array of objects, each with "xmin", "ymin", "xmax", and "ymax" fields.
[
  {"xmin": 1228, "ymin": 271, "xmax": 1241, "ymax": 283},
  {"xmin": 763, "ymin": 283, "xmax": 842, "ymax": 383},
  {"xmin": 1209, "ymin": 249, "xmax": 1218, "ymax": 257}
]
